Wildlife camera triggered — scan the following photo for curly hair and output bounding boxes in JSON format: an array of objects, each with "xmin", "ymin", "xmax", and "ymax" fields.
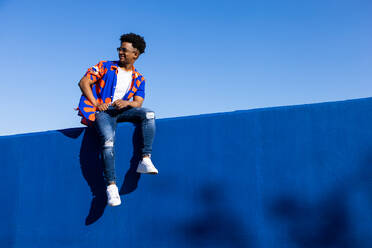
[{"xmin": 120, "ymin": 33, "xmax": 146, "ymax": 54}]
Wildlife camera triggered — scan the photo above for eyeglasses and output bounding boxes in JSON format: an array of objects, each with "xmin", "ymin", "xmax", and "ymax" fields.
[{"xmin": 117, "ymin": 47, "xmax": 135, "ymax": 53}]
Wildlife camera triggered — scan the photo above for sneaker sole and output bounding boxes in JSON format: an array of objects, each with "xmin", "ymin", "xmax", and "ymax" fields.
[
  {"xmin": 108, "ymin": 201, "xmax": 121, "ymax": 207},
  {"xmin": 136, "ymin": 168, "xmax": 158, "ymax": 174}
]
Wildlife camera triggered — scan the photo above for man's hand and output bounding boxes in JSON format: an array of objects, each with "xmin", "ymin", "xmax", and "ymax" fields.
[
  {"xmin": 97, "ymin": 103, "xmax": 110, "ymax": 111},
  {"xmin": 112, "ymin": 99, "xmax": 130, "ymax": 110}
]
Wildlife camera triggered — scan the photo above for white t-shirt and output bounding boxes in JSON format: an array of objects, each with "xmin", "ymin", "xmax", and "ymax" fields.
[{"xmin": 112, "ymin": 67, "xmax": 132, "ymax": 102}]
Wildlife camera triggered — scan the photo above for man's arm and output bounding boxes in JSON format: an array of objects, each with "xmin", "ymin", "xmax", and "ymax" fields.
[
  {"xmin": 112, "ymin": 96, "xmax": 144, "ymax": 110},
  {"xmin": 78, "ymin": 76, "xmax": 110, "ymax": 111}
]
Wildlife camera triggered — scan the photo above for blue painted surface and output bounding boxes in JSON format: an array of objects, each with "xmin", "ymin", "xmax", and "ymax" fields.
[{"xmin": 1, "ymin": 98, "xmax": 372, "ymax": 248}]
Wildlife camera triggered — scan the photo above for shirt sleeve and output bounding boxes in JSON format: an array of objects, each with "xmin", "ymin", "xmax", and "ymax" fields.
[
  {"xmin": 83, "ymin": 61, "xmax": 106, "ymax": 82},
  {"xmin": 134, "ymin": 77, "xmax": 146, "ymax": 99}
]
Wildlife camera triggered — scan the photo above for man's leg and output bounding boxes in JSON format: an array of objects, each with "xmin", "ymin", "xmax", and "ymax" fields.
[
  {"xmin": 94, "ymin": 110, "xmax": 121, "ymax": 206},
  {"xmin": 117, "ymin": 107, "xmax": 158, "ymax": 174},
  {"xmin": 95, "ymin": 111, "xmax": 118, "ymax": 184}
]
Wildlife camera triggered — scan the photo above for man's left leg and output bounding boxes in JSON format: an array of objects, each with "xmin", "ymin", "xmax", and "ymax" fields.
[{"xmin": 117, "ymin": 107, "xmax": 158, "ymax": 174}]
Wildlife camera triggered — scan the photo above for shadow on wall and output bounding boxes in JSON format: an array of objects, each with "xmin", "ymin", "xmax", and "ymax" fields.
[
  {"xmin": 59, "ymin": 125, "xmax": 143, "ymax": 225},
  {"xmin": 270, "ymin": 154, "xmax": 372, "ymax": 248},
  {"xmin": 78, "ymin": 127, "xmax": 107, "ymax": 225},
  {"xmin": 271, "ymin": 194, "xmax": 351, "ymax": 248},
  {"xmin": 178, "ymin": 184, "xmax": 254, "ymax": 248},
  {"xmin": 59, "ymin": 127, "xmax": 107, "ymax": 225},
  {"xmin": 57, "ymin": 127, "xmax": 84, "ymax": 139},
  {"xmin": 119, "ymin": 123, "xmax": 142, "ymax": 196}
]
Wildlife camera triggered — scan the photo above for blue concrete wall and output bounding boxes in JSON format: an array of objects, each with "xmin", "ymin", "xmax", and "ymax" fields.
[{"xmin": 1, "ymin": 98, "xmax": 372, "ymax": 248}]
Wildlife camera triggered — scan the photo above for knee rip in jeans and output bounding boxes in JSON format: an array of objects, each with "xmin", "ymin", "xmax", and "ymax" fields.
[
  {"xmin": 146, "ymin": 112, "xmax": 155, "ymax": 119},
  {"xmin": 103, "ymin": 138, "xmax": 114, "ymax": 148}
]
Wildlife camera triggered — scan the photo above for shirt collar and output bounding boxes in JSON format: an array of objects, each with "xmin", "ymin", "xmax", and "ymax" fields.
[{"xmin": 114, "ymin": 61, "xmax": 138, "ymax": 79}]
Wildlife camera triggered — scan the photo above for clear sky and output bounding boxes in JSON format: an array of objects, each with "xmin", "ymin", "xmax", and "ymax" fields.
[{"xmin": 0, "ymin": 0, "xmax": 371, "ymax": 135}]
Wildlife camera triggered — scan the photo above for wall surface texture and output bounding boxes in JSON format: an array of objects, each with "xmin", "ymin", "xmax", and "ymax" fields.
[{"xmin": 1, "ymin": 98, "xmax": 372, "ymax": 248}]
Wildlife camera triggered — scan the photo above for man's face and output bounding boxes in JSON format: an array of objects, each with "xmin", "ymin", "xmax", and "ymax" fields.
[{"xmin": 118, "ymin": 42, "xmax": 139, "ymax": 65}]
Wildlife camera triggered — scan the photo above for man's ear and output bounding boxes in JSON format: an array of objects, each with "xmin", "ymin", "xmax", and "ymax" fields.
[{"xmin": 134, "ymin": 51, "xmax": 140, "ymax": 60}]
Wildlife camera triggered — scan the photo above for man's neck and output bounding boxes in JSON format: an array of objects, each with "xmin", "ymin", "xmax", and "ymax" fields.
[{"xmin": 118, "ymin": 62, "xmax": 133, "ymax": 71}]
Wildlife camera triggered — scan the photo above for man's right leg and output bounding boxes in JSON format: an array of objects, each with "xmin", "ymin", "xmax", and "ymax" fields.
[{"xmin": 94, "ymin": 111, "xmax": 121, "ymax": 206}]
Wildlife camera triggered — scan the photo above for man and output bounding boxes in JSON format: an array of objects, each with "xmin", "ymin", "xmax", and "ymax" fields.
[{"xmin": 77, "ymin": 33, "xmax": 158, "ymax": 207}]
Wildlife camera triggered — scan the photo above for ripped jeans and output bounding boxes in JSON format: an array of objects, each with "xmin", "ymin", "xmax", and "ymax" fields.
[{"xmin": 94, "ymin": 106, "xmax": 155, "ymax": 184}]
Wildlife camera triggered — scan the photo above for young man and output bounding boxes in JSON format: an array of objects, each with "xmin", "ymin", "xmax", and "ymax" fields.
[{"xmin": 77, "ymin": 33, "xmax": 158, "ymax": 207}]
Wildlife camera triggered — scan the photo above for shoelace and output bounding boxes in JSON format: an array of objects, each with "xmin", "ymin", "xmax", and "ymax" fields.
[{"xmin": 107, "ymin": 187, "xmax": 119, "ymax": 198}]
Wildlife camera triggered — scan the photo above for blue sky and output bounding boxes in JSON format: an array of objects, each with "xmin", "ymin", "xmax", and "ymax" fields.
[{"xmin": 0, "ymin": 0, "xmax": 371, "ymax": 135}]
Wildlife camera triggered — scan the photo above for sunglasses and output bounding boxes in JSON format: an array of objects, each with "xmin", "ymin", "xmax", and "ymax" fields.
[{"xmin": 117, "ymin": 47, "xmax": 136, "ymax": 53}]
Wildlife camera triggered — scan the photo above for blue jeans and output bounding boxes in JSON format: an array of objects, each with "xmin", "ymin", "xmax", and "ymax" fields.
[{"xmin": 94, "ymin": 106, "xmax": 155, "ymax": 184}]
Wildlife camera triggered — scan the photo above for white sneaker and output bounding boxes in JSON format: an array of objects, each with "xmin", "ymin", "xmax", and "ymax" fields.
[
  {"xmin": 136, "ymin": 157, "xmax": 158, "ymax": 174},
  {"xmin": 106, "ymin": 184, "xmax": 121, "ymax": 206}
]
